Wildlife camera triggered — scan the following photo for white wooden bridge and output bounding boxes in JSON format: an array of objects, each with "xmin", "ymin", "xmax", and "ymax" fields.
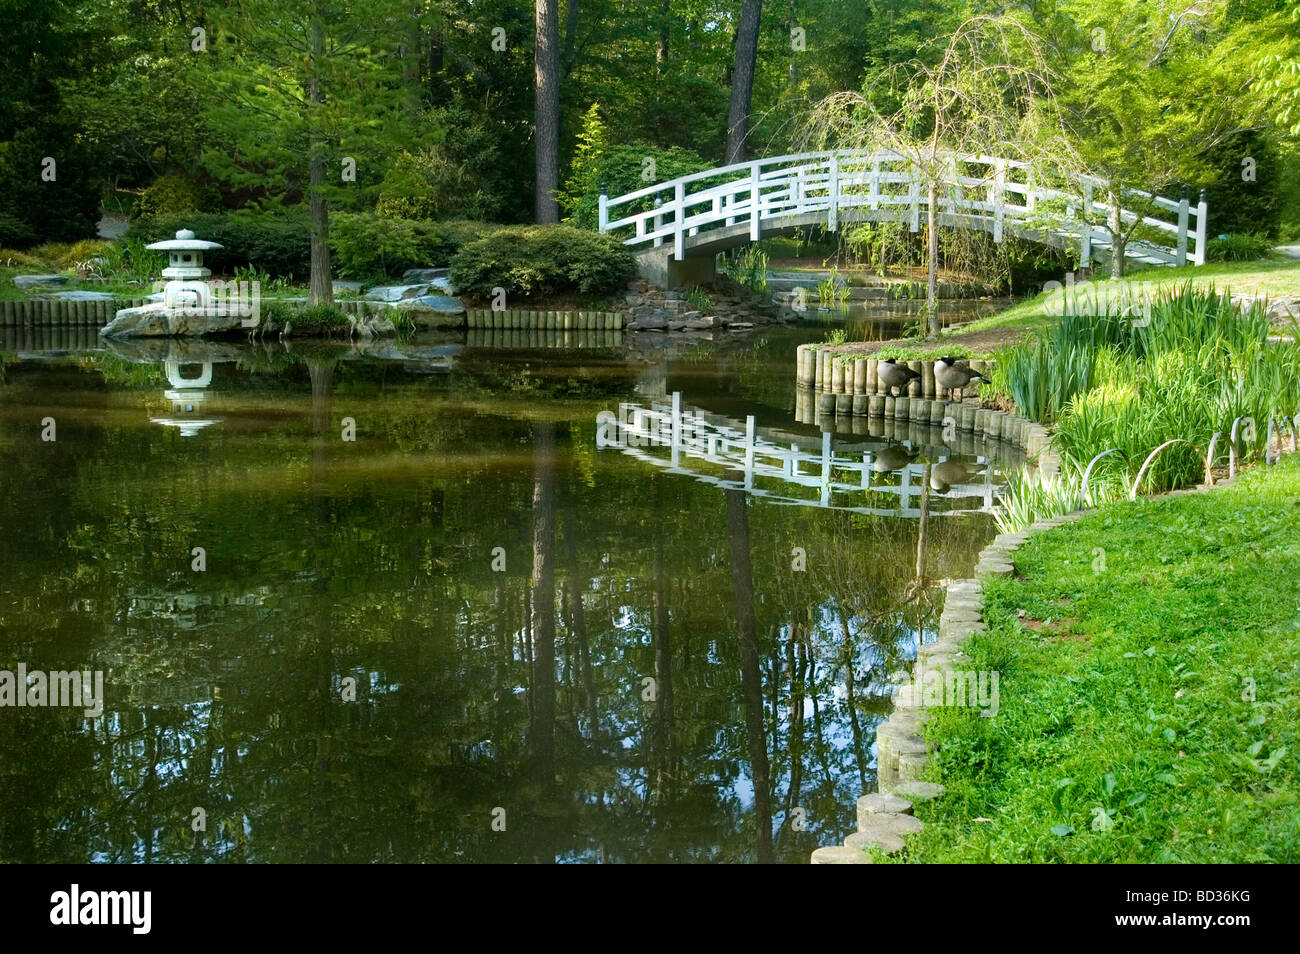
[
  {"xmin": 599, "ymin": 149, "xmax": 1207, "ymax": 274},
  {"xmin": 596, "ymin": 392, "xmax": 1002, "ymax": 518}
]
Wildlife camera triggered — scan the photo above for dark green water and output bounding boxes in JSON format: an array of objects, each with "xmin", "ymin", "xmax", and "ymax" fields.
[{"xmin": 0, "ymin": 322, "xmax": 1009, "ymax": 863}]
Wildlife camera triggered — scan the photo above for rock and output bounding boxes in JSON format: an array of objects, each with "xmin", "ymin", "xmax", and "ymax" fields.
[
  {"xmin": 858, "ymin": 793, "xmax": 913, "ymax": 819},
  {"xmin": 728, "ymin": 321, "xmax": 755, "ymax": 330},
  {"xmin": 51, "ymin": 290, "xmax": 116, "ymax": 300},
  {"xmin": 682, "ymin": 318, "xmax": 713, "ymax": 330},
  {"xmin": 887, "ymin": 780, "xmax": 946, "ymax": 802},
  {"xmin": 100, "ymin": 303, "xmax": 243, "ymax": 338},
  {"xmin": 393, "ymin": 294, "xmax": 466, "ymax": 329},
  {"xmin": 333, "ymin": 280, "xmax": 364, "ymax": 293},
  {"xmin": 353, "ymin": 315, "xmax": 397, "ymax": 338},
  {"xmin": 635, "ymin": 313, "xmax": 668, "ymax": 329},
  {"xmin": 14, "ymin": 274, "xmax": 69, "ymax": 289},
  {"xmin": 364, "ymin": 283, "xmax": 430, "ymax": 302},
  {"xmin": 810, "ymin": 845, "xmax": 873, "ymax": 864},
  {"xmin": 844, "ymin": 828, "xmax": 905, "ymax": 855},
  {"xmin": 401, "ymin": 268, "xmax": 450, "ymax": 283}
]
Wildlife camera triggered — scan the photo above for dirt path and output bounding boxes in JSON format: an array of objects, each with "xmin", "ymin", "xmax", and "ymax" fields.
[{"xmin": 821, "ymin": 322, "xmax": 1030, "ymax": 357}]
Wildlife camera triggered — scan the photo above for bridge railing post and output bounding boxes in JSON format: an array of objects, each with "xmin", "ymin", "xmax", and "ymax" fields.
[
  {"xmin": 1176, "ymin": 186, "xmax": 1189, "ymax": 266},
  {"xmin": 1193, "ymin": 188, "xmax": 1208, "ymax": 266},
  {"xmin": 598, "ymin": 188, "xmax": 608, "ymax": 233},
  {"xmin": 909, "ymin": 172, "xmax": 920, "ymax": 232},
  {"xmin": 1081, "ymin": 181, "xmax": 1093, "ymax": 269},
  {"xmin": 827, "ymin": 155, "xmax": 840, "ymax": 232},
  {"xmin": 992, "ymin": 159, "xmax": 1006, "ymax": 242},
  {"xmin": 654, "ymin": 197, "xmax": 664, "ymax": 249},
  {"xmin": 675, "ymin": 181, "xmax": 686, "ymax": 260},
  {"xmin": 750, "ymin": 163, "xmax": 762, "ymax": 242}
]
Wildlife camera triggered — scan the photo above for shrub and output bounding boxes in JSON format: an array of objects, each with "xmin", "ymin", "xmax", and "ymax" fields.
[
  {"xmin": 291, "ymin": 303, "xmax": 351, "ymax": 330},
  {"xmin": 126, "ymin": 211, "xmax": 311, "ymax": 279},
  {"xmin": 450, "ymin": 224, "xmax": 635, "ymax": 299},
  {"xmin": 331, "ymin": 212, "xmax": 453, "ymax": 278},
  {"xmin": 30, "ymin": 239, "xmax": 111, "ymax": 270},
  {"xmin": 133, "ymin": 174, "xmax": 223, "ymax": 220},
  {"xmin": 1205, "ymin": 232, "xmax": 1275, "ymax": 262},
  {"xmin": 0, "ymin": 213, "xmax": 35, "ymax": 249}
]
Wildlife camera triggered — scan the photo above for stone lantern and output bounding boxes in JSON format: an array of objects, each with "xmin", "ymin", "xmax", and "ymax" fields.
[{"xmin": 146, "ymin": 229, "xmax": 224, "ymax": 311}]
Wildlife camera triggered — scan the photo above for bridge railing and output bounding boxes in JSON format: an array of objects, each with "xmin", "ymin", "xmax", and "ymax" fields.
[
  {"xmin": 599, "ymin": 150, "xmax": 1206, "ymax": 269},
  {"xmin": 595, "ymin": 392, "xmax": 999, "ymax": 517}
]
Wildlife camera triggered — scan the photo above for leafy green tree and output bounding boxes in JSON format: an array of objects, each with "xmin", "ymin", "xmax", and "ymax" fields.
[{"xmin": 203, "ymin": 0, "xmax": 420, "ymax": 302}]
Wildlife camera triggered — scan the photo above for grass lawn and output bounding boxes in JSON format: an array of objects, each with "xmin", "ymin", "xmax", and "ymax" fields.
[
  {"xmin": 894, "ymin": 453, "xmax": 1300, "ymax": 863},
  {"xmin": 817, "ymin": 258, "xmax": 1300, "ymax": 361}
]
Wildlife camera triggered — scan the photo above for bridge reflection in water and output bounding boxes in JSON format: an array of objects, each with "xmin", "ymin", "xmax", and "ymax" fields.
[{"xmin": 598, "ymin": 391, "xmax": 1021, "ymax": 518}]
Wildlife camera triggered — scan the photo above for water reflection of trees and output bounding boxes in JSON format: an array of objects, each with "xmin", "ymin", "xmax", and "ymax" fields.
[{"xmin": 0, "ymin": 358, "xmax": 994, "ymax": 863}]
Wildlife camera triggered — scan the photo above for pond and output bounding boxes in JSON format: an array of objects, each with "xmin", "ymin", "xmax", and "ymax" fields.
[{"xmin": 0, "ymin": 311, "xmax": 1018, "ymax": 863}]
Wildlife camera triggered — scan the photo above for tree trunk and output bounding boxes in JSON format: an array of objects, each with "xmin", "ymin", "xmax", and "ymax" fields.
[
  {"xmin": 914, "ymin": 462, "xmax": 930, "ymax": 583},
  {"xmin": 926, "ymin": 182, "xmax": 939, "ymax": 336},
  {"xmin": 530, "ymin": 422, "xmax": 557, "ymax": 793},
  {"xmin": 563, "ymin": 516, "xmax": 599, "ymax": 735},
  {"xmin": 725, "ymin": 477, "xmax": 774, "ymax": 863},
  {"xmin": 307, "ymin": 16, "xmax": 332, "ymax": 306},
  {"xmin": 563, "ymin": 0, "xmax": 580, "ymax": 68},
  {"xmin": 534, "ymin": 0, "xmax": 561, "ymax": 223},
  {"xmin": 656, "ymin": 0, "xmax": 670, "ymax": 68},
  {"xmin": 724, "ymin": 0, "xmax": 763, "ymax": 165}
]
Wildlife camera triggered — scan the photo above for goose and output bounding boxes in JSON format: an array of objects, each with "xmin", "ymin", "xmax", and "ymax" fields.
[
  {"xmin": 933, "ymin": 356, "xmax": 984, "ymax": 400},
  {"xmin": 930, "ymin": 459, "xmax": 982, "ymax": 492},
  {"xmin": 876, "ymin": 358, "xmax": 921, "ymax": 396},
  {"xmin": 872, "ymin": 444, "xmax": 919, "ymax": 473}
]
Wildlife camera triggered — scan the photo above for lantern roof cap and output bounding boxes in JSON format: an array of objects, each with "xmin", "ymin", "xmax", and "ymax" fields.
[{"xmin": 146, "ymin": 229, "xmax": 223, "ymax": 251}]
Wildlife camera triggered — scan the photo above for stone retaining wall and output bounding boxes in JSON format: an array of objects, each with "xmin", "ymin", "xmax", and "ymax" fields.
[{"xmin": 810, "ymin": 398, "xmax": 1063, "ymax": 864}]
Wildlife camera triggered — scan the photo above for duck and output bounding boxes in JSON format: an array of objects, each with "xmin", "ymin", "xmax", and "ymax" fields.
[
  {"xmin": 876, "ymin": 358, "xmax": 921, "ymax": 396},
  {"xmin": 933, "ymin": 356, "xmax": 984, "ymax": 401},
  {"xmin": 872, "ymin": 444, "xmax": 919, "ymax": 473}
]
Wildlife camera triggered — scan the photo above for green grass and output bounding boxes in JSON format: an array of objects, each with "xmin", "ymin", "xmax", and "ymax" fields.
[
  {"xmin": 957, "ymin": 259, "xmax": 1300, "ymax": 338},
  {"xmin": 895, "ymin": 454, "xmax": 1300, "ymax": 862}
]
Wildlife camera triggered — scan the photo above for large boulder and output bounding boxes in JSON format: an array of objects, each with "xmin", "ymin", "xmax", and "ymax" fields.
[
  {"xmin": 401, "ymin": 268, "xmax": 450, "ymax": 283},
  {"xmin": 14, "ymin": 274, "xmax": 68, "ymax": 289},
  {"xmin": 393, "ymin": 294, "xmax": 466, "ymax": 329},
  {"xmin": 52, "ymin": 290, "xmax": 116, "ymax": 301},
  {"xmin": 100, "ymin": 303, "xmax": 243, "ymax": 338},
  {"xmin": 364, "ymin": 283, "xmax": 430, "ymax": 302}
]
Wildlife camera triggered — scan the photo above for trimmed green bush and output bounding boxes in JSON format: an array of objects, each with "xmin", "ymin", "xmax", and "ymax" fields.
[
  {"xmin": 450, "ymin": 224, "xmax": 635, "ymax": 299},
  {"xmin": 331, "ymin": 212, "xmax": 450, "ymax": 278},
  {"xmin": 1205, "ymin": 232, "xmax": 1276, "ymax": 262},
  {"xmin": 126, "ymin": 211, "xmax": 311, "ymax": 279}
]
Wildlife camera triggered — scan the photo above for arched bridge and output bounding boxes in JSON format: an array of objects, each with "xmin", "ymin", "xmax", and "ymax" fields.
[{"xmin": 598, "ymin": 150, "xmax": 1207, "ymax": 287}]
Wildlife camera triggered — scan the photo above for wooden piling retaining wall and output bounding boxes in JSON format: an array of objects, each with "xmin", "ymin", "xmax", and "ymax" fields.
[{"xmin": 0, "ymin": 299, "xmax": 626, "ymax": 332}]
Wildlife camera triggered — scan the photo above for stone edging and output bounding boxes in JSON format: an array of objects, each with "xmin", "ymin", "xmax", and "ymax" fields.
[{"xmin": 809, "ymin": 458, "xmax": 1277, "ymax": 864}]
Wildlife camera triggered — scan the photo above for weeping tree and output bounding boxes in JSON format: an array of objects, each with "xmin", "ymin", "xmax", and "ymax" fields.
[
  {"xmin": 802, "ymin": 15, "xmax": 1069, "ymax": 336},
  {"xmin": 1051, "ymin": 0, "xmax": 1248, "ymax": 278}
]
